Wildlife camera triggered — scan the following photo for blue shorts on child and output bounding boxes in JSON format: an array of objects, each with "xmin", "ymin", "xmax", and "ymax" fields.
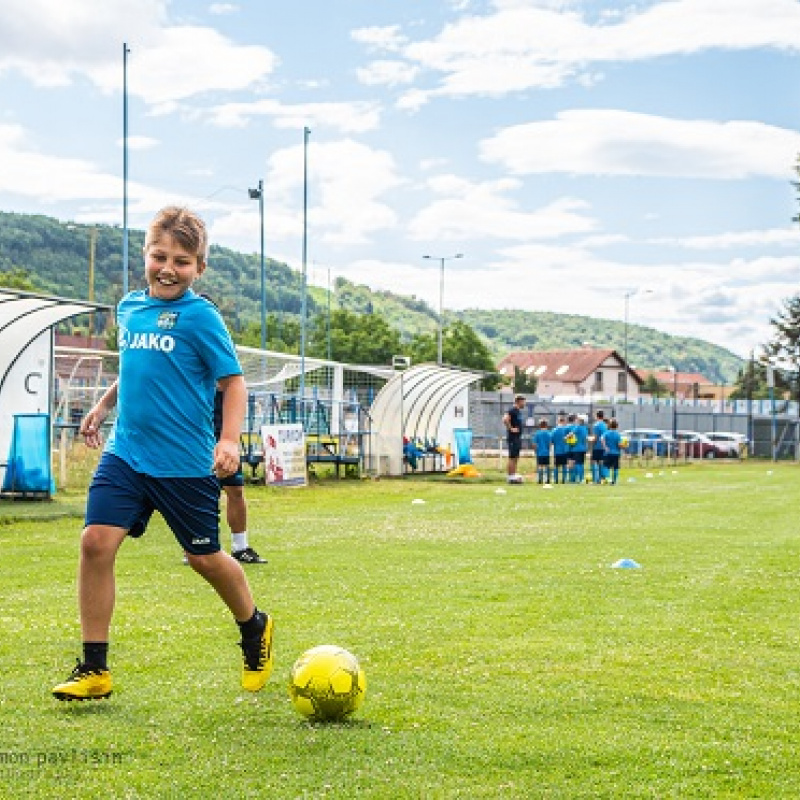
[{"xmin": 85, "ymin": 452, "xmax": 222, "ymax": 555}]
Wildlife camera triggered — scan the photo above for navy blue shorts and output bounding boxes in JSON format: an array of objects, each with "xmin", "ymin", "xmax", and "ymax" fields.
[
  {"xmin": 507, "ymin": 436, "xmax": 522, "ymax": 459},
  {"xmin": 591, "ymin": 448, "xmax": 605, "ymax": 463},
  {"xmin": 554, "ymin": 453, "xmax": 568, "ymax": 467},
  {"xmin": 536, "ymin": 455, "xmax": 551, "ymax": 467},
  {"xmin": 572, "ymin": 451, "xmax": 586, "ymax": 465},
  {"xmin": 85, "ymin": 452, "xmax": 222, "ymax": 555},
  {"xmin": 604, "ymin": 454, "xmax": 620, "ymax": 470}
]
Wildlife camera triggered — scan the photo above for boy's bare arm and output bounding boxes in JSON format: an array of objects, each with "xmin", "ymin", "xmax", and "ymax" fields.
[{"xmin": 214, "ymin": 374, "xmax": 246, "ymax": 477}]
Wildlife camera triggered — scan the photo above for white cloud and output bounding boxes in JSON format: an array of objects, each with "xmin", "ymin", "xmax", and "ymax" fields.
[
  {"xmin": 408, "ymin": 174, "xmax": 597, "ymax": 241},
  {"xmin": 652, "ymin": 227, "xmax": 800, "ymax": 250},
  {"xmin": 480, "ymin": 111, "xmax": 800, "ymax": 179},
  {"xmin": 208, "ymin": 3, "xmax": 238, "ymax": 15},
  {"xmin": 356, "ymin": 60, "xmax": 420, "ymax": 87},
  {"xmin": 239, "ymin": 139, "xmax": 405, "ymax": 246},
  {"xmin": 351, "ymin": 25, "xmax": 408, "ymax": 53},
  {"xmin": 203, "ymin": 99, "xmax": 382, "ymax": 133},
  {"xmin": 370, "ymin": 0, "xmax": 800, "ymax": 106},
  {"xmin": 0, "ymin": 123, "xmax": 121, "ymax": 201},
  {"xmin": 0, "ymin": 0, "xmax": 277, "ymax": 106},
  {"xmin": 119, "ymin": 135, "xmax": 159, "ymax": 151},
  {"xmin": 0, "ymin": 122, "xmax": 187, "ymax": 227}
]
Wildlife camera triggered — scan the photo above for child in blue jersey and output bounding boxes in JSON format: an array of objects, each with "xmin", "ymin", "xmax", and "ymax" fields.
[
  {"xmin": 590, "ymin": 409, "xmax": 608, "ymax": 484},
  {"xmin": 571, "ymin": 414, "xmax": 589, "ymax": 484},
  {"xmin": 601, "ymin": 418, "xmax": 623, "ymax": 484},
  {"xmin": 53, "ymin": 207, "xmax": 273, "ymax": 702},
  {"xmin": 532, "ymin": 418, "xmax": 552, "ymax": 484},
  {"xmin": 550, "ymin": 415, "xmax": 569, "ymax": 484}
]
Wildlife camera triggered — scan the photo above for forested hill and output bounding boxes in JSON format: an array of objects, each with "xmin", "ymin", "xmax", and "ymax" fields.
[{"xmin": 0, "ymin": 211, "xmax": 743, "ymax": 382}]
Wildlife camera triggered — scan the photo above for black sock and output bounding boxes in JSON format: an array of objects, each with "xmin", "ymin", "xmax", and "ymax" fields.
[
  {"xmin": 237, "ymin": 608, "xmax": 263, "ymax": 639},
  {"xmin": 83, "ymin": 642, "xmax": 108, "ymax": 670}
]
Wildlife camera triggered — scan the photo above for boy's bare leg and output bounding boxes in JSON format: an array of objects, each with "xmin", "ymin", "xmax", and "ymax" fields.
[
  {"xmin": 188, "ymin": 551, "xmax": 273, "ymax": 691},
  {"xmin": 187, "ymin": 551, "xmax": 255, "ymax": 620},
  {"xmin": 224, "ymin": 486, "xmax": 247, "ymax": 537},
  {"xmin": 79, "ymin": 525, "xmax": 128, "ymax": 642}
]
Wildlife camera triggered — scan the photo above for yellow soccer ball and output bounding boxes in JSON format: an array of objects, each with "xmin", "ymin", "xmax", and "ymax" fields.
[{"xmin": 288, "ymin": 645, "xmax": 366, "ymax": 722}]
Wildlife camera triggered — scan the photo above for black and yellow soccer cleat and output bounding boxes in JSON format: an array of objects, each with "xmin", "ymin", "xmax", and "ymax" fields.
[{"xmin": 52, "ymin": 659, "xmax": 112, "ymax": 701}]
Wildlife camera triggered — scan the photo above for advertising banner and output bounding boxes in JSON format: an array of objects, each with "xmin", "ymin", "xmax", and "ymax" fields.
[{"xmin": 260, "ymin": 423, "xmax": 307, "ymax": 487}]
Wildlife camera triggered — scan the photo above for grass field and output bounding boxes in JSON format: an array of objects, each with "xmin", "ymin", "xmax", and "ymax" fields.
[{"xmin": 1, "ymin": 458, "xmax": 799, "ymax": 798}]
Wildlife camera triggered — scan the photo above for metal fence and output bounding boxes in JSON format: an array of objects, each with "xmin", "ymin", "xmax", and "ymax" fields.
[{"xmin": 469, "ymin": 392, "xmax": 799, "ymax": 461}]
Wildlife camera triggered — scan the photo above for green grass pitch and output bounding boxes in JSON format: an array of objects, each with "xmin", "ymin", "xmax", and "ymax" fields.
[{"xmin": 1, "ymin": 459, "xmax": 799, "ymax": 798}]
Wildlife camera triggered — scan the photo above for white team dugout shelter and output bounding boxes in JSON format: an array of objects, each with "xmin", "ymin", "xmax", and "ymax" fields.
[
  {"xmin": 367, "ymin": 363, "xmax": 484, "ymax": 476},
  {"xmin": 0, "ymin": 289, "xmax": 110, "ymax": 495}
]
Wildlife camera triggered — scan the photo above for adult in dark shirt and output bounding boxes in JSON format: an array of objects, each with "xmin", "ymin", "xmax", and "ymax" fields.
[{"xmin": 503, "ymin": 395, "xmax": 526, "ymax": 484}]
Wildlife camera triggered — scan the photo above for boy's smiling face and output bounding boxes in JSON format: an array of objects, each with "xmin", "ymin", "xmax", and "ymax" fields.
[{"xmin": 144, "ymin": 233, "xmax": 205, "ymax": 301}]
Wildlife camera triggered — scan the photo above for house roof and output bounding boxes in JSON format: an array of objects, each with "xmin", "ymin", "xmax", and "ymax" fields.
[
  {"xmin": 498, "ymin": 347, "xmax": 642, "ymax": 385},
  {"xmin": 636, "ymin": 369, "xmax": 712, "ymax": 386}
]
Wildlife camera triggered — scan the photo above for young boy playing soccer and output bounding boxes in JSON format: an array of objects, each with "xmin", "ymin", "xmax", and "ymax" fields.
[
  {"xmin": 532, "ymin": 418, "xmax": 552, "ymax": 484},
  {"xmin": 571, "ymin": 413, "xmax": 589, "ymax": 484},
  {"xmin": 550, "ymin": 415, "xmax": 569, "ymax": 484},
  {"xmin": 52, "ymin": 206, "xmax": 273, "ymax": 701},
  {"xmin": 602, "ymin": 418, "xmax": 623, "ymax": 485},
  {"xmin": 590, "ymin": 409, "xmax": 608, "ymax": 484}
]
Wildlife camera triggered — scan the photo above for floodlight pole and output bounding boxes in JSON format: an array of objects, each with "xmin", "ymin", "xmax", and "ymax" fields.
[
  {"xmin": 671, "ymin": 366, "xmax": 678, "ymax": 442},
  {"xmin": 299, "ymin": 126, "xmax": 311, "ymax": 416},
  {"xmin": 248, "ymin": 180, "xmax": 266, "ymax": 350},
  {"xmin": 423, "ymin": 253, "xmax": 463, "ymax": 365},
  {"xmin": 122, "ymin": 43, "xmax": 130, "ymax": 297},
  {"xmin": 622, "ymin": 288, "xmax": 652, "ymax": 402}
]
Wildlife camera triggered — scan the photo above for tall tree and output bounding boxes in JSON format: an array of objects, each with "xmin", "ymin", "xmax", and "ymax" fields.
[
  {"xmin": 763, "ymin": 295, "xmax": 800, "ymax": 400},
  {"xmin": 0, "ymin": 268, "xmax": 38, "ymax": 290},
  {"xmin": 639, "ymin": 374, "xmax": 667, "ymax": 398},
  {"xmin": 512, "ymin": 366, "xmax": 538, "ymax": 395},
  {"xmin": 408, "ymin": 320, "xmax": 500, "ymax": 389},
  {"xmin": 308, "ymin": 308, "xmax": 401, "ymax": 365}
]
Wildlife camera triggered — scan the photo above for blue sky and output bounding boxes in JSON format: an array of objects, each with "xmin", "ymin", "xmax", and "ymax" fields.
[{"xmin": 1, "ymin": 0, "xmax": 800, "ymax": 359}]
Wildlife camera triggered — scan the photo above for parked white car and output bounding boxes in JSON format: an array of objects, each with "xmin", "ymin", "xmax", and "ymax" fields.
[
  {"xmin": 676, "ymin": 431, "xmax": 738, "ymax": 459},
  {"xmin": 703, "ymin": 431, "xmax": 748, "ymax": 456}
]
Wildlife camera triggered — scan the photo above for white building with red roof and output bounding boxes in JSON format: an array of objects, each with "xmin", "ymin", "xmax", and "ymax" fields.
[{"xmin": 497, "ymin": 346, "xmax": 643, "ymax": 401}]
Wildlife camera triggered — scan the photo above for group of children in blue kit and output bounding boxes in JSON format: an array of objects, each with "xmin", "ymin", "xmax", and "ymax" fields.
[{"xmin": 531, "ymin": 409, "xmax": 625, "ymax": 485}]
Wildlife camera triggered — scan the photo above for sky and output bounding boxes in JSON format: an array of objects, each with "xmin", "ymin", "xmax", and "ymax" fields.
[{"xmin": 1, "ymin": 0, "xmax": 800, "ymax": 359}]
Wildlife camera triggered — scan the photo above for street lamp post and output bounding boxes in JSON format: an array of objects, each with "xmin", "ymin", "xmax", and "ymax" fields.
[
  {"xmin": 423, "ymin": 253, "xmax": 463, "ymax": 365},
  {"xmin": 248, "ymin": 180, "xmax": 266, "ymax": 351},
  {"xmin": 670, "ymin": 366, "xmax": 679, "ymax": 442},
  {"xmin": 622, "ymin": 288, "xmax": 652, "ymax": 402},
  {"xmin": 67, "ymin": 224, "xmax": 99, "ymax": 338}
]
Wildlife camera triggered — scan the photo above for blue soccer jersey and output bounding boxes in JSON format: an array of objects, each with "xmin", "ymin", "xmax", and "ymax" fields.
[
  {"xmin": 592, "ymin": 419, "xmax": 607, "ymax": 451},
  {"xmin": 533, "ymin": 428, "xmax": 551, "ymax": 456},
  {"xmin": 573, "ymin": 423, "xmax": 589, "ymax": 453},
  {"xmin": 603, "ymin": 429, "xmax": 622, "ymax": 455},
  {"xmin": 551, "ymin": 424, "xmax": 569, "ymax": 456},
  {"xmin": 106, "ymin": 289, "xmax": 242, "ymax": 477}
]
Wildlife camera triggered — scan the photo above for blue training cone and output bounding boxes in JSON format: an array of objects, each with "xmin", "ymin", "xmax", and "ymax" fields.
[{"xmin": 611, "ymin": 558, "xmax": 641, "ymax": 569}]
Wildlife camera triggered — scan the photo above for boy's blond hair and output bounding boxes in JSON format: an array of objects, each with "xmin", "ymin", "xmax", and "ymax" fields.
[{"xmin": 145, "ymin": 206, "xmax": 209, "ymax": 264}]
